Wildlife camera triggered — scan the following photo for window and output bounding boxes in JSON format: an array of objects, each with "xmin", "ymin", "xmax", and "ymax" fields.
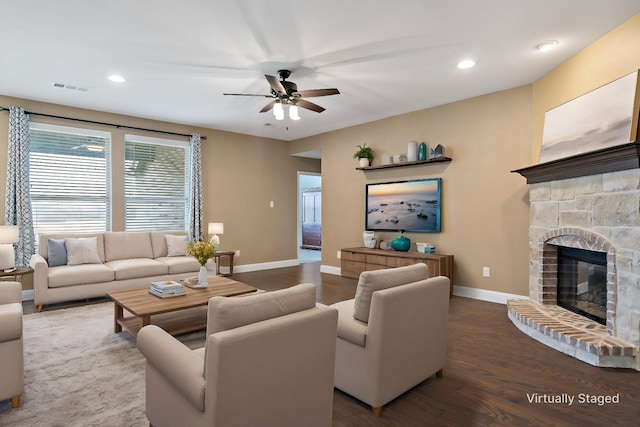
[
  {"xmin": 124, "ymin": 134, "xmax": 190, "ymax": 231},
  {"xmin": 29, "ymin": 123, "xmax": 111, "ymax": 236}
]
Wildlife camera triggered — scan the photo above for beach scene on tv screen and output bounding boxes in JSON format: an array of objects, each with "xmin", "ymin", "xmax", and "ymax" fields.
[{"xmin": 367, "ymin": 180, "xmax": 440, "ymax": 232}]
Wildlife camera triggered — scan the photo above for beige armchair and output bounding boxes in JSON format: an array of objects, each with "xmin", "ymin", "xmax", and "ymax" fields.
[
  {"xmin": 137, "ymin": 283, "xmax": 338, "ymax": 427},
  {"xmin": 330, "ymin": 263, "xmax": 450, "ymax": 417},
  {"xmin": 0, "ymin": 281, "xmax": 24, "ymax": 408}
]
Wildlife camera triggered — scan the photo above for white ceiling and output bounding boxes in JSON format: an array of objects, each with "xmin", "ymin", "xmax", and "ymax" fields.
[{"xmin": 1, "ymin": 1, "xmax": 639, "ymax": 142}]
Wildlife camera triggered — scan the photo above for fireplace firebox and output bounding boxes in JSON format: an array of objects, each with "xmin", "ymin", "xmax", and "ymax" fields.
[{"xmin": 557, "ymin": 246, "xmax": 607, "ymax": 325}]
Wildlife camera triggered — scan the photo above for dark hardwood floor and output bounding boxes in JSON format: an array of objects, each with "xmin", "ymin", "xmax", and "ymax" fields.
[{"xmin": 23, "ymin": 262, "xmax": 640, "ymax": 426}]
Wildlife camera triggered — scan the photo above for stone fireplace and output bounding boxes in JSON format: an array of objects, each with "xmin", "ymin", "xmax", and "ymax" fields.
[{"xmin": 509, "ymin": 143, "xmax": 640, "ymax": 370}]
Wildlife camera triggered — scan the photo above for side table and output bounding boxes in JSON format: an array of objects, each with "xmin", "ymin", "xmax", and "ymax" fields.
[
  {"xmin": 211, "ymin": 251, "xmax": 235, "ymax": 276},
  {"xmin": 0, "ymin": 266, "xmax": 34, "ymax": 283}
]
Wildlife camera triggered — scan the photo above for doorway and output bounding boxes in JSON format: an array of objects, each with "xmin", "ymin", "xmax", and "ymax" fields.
[{"xmin": 298, "ymin": 172, "xmax": 321, "ymax": 264}]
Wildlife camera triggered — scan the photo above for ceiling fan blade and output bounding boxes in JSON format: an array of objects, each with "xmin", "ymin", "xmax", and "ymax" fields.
[
  {"xmin": 296, "ymin": 99, "xmax": 326, "ymax": 113},
  {"xmin": 293, "ymin": 88, "xmax": 340, "ymax": 98},
  {"xmin": 265, "ymin": 74, "xmax": 287, "ymax": 94},
  {"xmin": 223, "ymin": 93, "xmax": 273, "ymax": 97},
  {"xmin": 259, "ymin": 100, "xmax": 276, "ymax": 113}
]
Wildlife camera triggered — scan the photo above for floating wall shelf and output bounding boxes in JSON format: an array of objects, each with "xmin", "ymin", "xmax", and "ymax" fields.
[{"xmin": 356, "ymin": 157, "xmax": 452, "ymax": 171}]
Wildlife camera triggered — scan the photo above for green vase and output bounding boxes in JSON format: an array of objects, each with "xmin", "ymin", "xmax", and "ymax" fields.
[
  {"xmin": 418, "ymin": 142, "xmax": 427, "ymax": 161},
  {"xmin": 391, "ymin": 233, "xmax": 411, "ymax": 252}
]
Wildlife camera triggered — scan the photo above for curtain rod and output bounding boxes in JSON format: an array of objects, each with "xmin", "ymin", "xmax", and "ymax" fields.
[{"xmin": 0, "ymin": 106, "xmax": 207, "ymax": 140}]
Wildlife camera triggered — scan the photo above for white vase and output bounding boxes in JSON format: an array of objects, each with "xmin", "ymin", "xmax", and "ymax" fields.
[
  {"xmin": 359, "ymin": 157, "xmax": 370, "ymax": 167},
  {"xmin": 407, "ymin": 141, "xmax": 418, "ymax": 161},
  {"xmin": 198, "ymin": 266, "xmax": 208, "ymax": 286}
]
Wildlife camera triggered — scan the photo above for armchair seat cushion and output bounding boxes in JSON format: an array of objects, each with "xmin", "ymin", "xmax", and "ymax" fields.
[
  {"xmin": 0, "ymin": 303, "xmax": 22, "ymax": 341},
  {"xmin": 332, "ymin": 299, "xmax": 367, "ymax": 347}
]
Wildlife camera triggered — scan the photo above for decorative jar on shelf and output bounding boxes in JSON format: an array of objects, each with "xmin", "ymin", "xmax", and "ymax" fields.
[
  {"xmin": 418, "ymin": 142, "xmax": 427, "ymax": 161},
  {"xmin": 407, "ymin": 141, "xmax": 418, "ymax": 161},
  {"xmin": 391, "ymin": 232, "xmax": 411, "ymax": 252}
]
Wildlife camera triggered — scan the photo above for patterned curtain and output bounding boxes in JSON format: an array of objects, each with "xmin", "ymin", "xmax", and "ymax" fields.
[
  {"xmin": 4, "ymin": 107, "xmax": 35, "ymax": 266},
  {"xmin": 188, "ymin": 133, "xmax": 204, "ymax": 241}
]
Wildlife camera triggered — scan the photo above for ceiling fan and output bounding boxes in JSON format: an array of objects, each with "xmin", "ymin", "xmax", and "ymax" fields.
[{"xmin": 223, "ymin": 69, "xmax": 340, "ymax": 119}]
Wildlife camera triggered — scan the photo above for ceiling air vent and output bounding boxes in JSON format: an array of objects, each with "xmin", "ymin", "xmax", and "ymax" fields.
[{"xmin": 53, "ymin": 82, "xmax": 90, "ymax": 92}]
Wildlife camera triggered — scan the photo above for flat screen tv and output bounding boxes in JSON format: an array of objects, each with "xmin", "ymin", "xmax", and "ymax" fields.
[{"xmin": 366, "ymin": 178, "xmax": 441, "ymax": 232}]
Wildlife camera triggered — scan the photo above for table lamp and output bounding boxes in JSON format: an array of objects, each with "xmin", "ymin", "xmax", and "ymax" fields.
[
  {"xmin": 208, "ymin": 222, "xmax": 224, "ymax": 247},
  {"xmin": 0, "ymin": 225, "xmax": 19, "ymax": 271}
]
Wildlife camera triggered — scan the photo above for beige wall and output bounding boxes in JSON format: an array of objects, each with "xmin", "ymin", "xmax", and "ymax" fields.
[
  {"xmin": 292, "ymin": 85, "xmax": 533, "ymax": 295},
  {"xmin": 0, "ymin": 96, "xmax": 320, "ymax": 291},
  {"xmin": 532, "ymin": 14, "xmax": 640, "ymax": 159}
]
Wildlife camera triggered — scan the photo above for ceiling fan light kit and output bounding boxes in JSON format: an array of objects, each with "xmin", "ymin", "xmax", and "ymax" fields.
[{"xmin": 224, "ymin": 69, "xmax": 339, "ymax": 121}]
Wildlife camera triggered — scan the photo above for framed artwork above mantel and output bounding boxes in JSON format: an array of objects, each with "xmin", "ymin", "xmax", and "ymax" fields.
[{"xmin": 539, "ymin": 70, "xmax": 640, "ymax": 164}]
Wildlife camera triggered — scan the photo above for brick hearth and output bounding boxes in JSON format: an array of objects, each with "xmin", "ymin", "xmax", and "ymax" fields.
[{"xmin": 508, "ymin": 300, "xmax": 635, "ymax": 367}]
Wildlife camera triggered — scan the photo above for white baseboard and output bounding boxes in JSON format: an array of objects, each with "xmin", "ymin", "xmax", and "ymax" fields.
[
  {"xmin": 22, "ymin": 289, "xmax": 34, "ymax": 302},
  {"xmin": 453, "ymin": 285, "xmax": 528, "ymax": 305},
  {"xmin": 233, "ymin": 259, "xmax": 300, "ymax": 273},
  {"xmin": 320, "ymin": 265, "xmax": 341, "ymax": 275}
]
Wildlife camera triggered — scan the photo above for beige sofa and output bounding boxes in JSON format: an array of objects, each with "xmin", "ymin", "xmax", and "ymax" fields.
[
  {"xmin": 0, "ymin": 281, "xmax": 23, "ymax": 408},
  {"xmin": 30, "ymin": 231, "xmax": 200, "ymax": 311},
  {"xmin": 137, "ymin": 283, "xmax": 338, "ymax": 427},
  {"xmin": 330, "ymin": 263, "xmax": 450, "ymax": 417}
]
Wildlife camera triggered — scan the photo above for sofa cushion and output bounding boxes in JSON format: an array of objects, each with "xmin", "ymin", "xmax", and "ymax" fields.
[
  {"xmin": 155, "ymin": 256, "xmax": 200, "ymax": 275},
  {"xmin": 47, "ymin": 238, "xmax": 67, "ymax": 267},
  {"xmin": 353, "ymin": 263, "xmax": 429, "ymax": 323},
  {"xmin": 104, "ymin": 232, "xmax": 153, "ymax": 262},
  {"xmin": 65, "ymin": 237, "xmax": 102, "ymax": 266},
  {"xmin": 48, "ymin": 264, "xmax": 115, "ymax": 288},
  {"xmin": 105, "ymin": 258, "xmax": 168, "ymax": 280},
  {"xmin": 150, "ymin": 231, "xmax": 188, "ymax": 258},
  {"xmin": 165, "ymin": 235, "xmax": 188, "ymax": 256},
  {"xmin": 0, "ymin": 303, "xmax": 22, "ymax": 341},
  {"xmin": 207, "ymin": 283, "xmax": 316, "ymax": 335},
  {"xmin": 332, "ymin": 299, "xmax": 367, "ymax": 347}
]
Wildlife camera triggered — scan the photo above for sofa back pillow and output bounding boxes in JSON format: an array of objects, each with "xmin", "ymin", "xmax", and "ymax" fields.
[
  {"xmin": 104, "ymin": 232, "xmax": 153, "ymax": 262},
  {"xmin": 165, "ymin": 234, "xmax": 189, "ymax": 257},
  {"xmin": 47, "ymin": 238, "xmax": 67, "ymax": 267},
  {"xmin": 64, "ymin": 237, "xmax": 102, "ymax": 266},
  {"xmin": 150, "ymin": 230, "xmax": 188, "ymax": 258},
  {"xmin": 353, "ymin": 263, "xmax": 429, "ymax": 323},
  {"xmin": 207, "ymin": 283, "xmax": 316, "ymax": 335}
]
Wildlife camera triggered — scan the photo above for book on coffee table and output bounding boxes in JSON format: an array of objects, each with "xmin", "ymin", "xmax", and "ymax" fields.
[{"xmin": 149, "ymin": 281, "xmax": 186, "ymax": 298}]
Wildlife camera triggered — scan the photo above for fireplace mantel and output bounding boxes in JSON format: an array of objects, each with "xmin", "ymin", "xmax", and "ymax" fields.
[{"xmin": 512, "ymin": 142, "xmax": 640, "ymax": 184}]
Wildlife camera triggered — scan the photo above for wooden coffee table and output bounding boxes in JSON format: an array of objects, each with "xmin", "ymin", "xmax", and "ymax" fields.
[{"xmin": 106, "ymin": 276, "xmax": 257, "ymax": 337}]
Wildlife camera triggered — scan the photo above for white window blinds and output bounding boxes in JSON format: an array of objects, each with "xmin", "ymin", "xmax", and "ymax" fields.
[
  {"xmin": 29, "ymin": 123, "xmax": 112, "ymax": 236},
  {"xmin": 124, "ymin": 134, "xmax": 190, "ymax": 231}
]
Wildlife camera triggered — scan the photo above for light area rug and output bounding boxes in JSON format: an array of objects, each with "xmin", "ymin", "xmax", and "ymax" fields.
[{"xmin": 0, "ymin": 302, "xmax": 205, "ymax": 427}]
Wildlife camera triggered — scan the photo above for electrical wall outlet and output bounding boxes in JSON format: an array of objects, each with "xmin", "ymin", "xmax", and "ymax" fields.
[
  {"xmin": 337, "ymin": 250, "xmax": 341, "ymax": 259},
  {"xmin": 235, "ymin": 250, "xmax": 240, "ymax": 257},
  {"xmin": 483, "ymin": 267, "xmax": 490, "ymax": 277},
  {"xmin": 269, "ymin": 200, "xmax": 274, "ymax": 208}
]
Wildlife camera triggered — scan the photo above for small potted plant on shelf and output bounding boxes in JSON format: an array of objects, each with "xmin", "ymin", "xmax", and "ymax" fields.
[{"xmin": 354, "ymin": 144, "xmax": 374, "ymax": 167}]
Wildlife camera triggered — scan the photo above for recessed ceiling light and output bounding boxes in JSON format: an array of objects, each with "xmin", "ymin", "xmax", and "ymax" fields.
[
  {"xmin": 108, "ymin": 75, "xmax": 126, "ymax": 83},
  {"xmin": 457, "ymin": 59, "xmax": 476, "ymax": 69},
  {"xmin": 536, "ymin": 40, "xmax": 558, "ymax": 52}
]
